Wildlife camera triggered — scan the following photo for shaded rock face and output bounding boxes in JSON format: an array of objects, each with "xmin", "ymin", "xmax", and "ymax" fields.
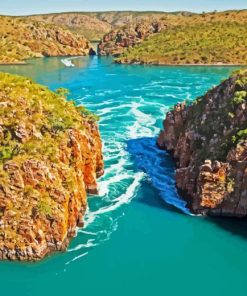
[
  {"xmin": 98, "ymin": 21, "xmax": 164, "ymax": 56},
  {"xmin": 0, "ymin": 73, "xmax": 104, "ymax": 260},
  {"xmin": 157, "ymin": 70, "xmax": 247, "ymax": 217}
]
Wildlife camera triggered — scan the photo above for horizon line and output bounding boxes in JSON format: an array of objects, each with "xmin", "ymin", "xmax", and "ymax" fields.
[{"xmin": 1, "ymin": 8, "xmax": 247, "ymax": 17}]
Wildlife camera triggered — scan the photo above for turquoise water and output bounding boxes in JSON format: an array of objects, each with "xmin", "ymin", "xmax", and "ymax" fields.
[{"xmin": 1, "ymin": 57, "xmax": 247, "ymax": 296}]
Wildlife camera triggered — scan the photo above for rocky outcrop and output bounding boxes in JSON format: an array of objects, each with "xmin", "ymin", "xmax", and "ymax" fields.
[
  {"xmin": 98, "ymin": 21, "xmax": 164, "ymax": 56},
  {"xmin": 158, "ymin": 69, "xmax": 247, "ymax": 217},
  {"xmin": 0, "ymin": 73, "xmax": 104, "ymax": 260},
  {"xmin": 29, "ymin": 13, "xmax": 112, "ymax": 41},
  {"xmin": 114, "ymin": 10, "xmax": 247, "ymax": 65},
  {"xmin": 0, "ymin": 16, "xmax": 93, "ymax": 64}
]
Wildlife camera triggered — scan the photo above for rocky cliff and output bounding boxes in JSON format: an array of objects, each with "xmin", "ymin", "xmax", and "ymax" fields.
[
  {"xmin": 158, "ymin": 69, "xmax": 247, "ymax": 217},
  {"xmin": 98, "ymin": 21, "xmax": 164, "ymax": 56},
  {"xmin": 116, "ymin": 10, "xmax": 247, "ymax": 65},
  {"xmin": 0, "ymin": 73, "xmax": 104, "ymax": 260},
  {"xmin": 0, "ymin": 16, "xmax": 92, "ymax": 64}
]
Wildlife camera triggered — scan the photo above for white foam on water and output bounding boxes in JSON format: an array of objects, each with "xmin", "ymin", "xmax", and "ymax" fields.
[
  {"xmin": 65, "ymin": 252, "xmax": 88, "ymax": 265},
  {"xmin": 82, "ymin": 172, "xmax": 143, "ymax": 230},
  {"xmin": 103, "ymin": 156, "xmax": 128, "ymax": 175},
  {"xmin": 103, "ymin": 89, "xmax": 121, "ymax": 94},
  {"xmin": 127, "ymin": 101, "xmax": 159, "ymax": 138},
  {"xmin": 124, "ymin": 95, "xmax": 143, "ymax": 99},
  {"xmin": 79, "ymin": 230, "xmax": 97, "ymax": 236},
  {"xmin": 61, "ymin": 58, "xmax": 75, "ymax": 67},
  {"xmin": 92, "ymin": 172, "xmax": 144, "ymax": 215},
  {"xmin": 98, "ymin": 104, "xmax": 131, "ymax": 116},
  {"xmin": 77, "ymin": 99, "xmax": 114, "ymax": 107},
  {"xmin": 68, "ymin": 239, "xmax": 97, "ymax": 252},
  {"xmin": 98, "ymin": 173, "xmax": 132, "ymax": 197}
]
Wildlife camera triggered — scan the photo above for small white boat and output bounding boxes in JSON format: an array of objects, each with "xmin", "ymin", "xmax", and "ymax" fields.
[{"xmin": 61, "ymin": 58, "xmax": 75, "ymax": 67}]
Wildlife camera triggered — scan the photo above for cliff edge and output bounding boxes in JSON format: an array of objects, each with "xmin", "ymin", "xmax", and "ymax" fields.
[
  {"xmin": 158, "ymin": 69, "xmax": 247, "ymax": 217},
  {"xmin": 0, "ymin": 73, "xmax": 104, "ymax": 260}
]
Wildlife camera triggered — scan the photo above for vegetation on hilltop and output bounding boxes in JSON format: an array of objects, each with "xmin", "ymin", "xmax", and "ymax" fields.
[
  {"xmin": 117, "ymin": 21, "xmax": 247, "ymax": 65},
  {"xmin": 103, "ymin": 10, "xmax": 247, "ymax": 65},
  {"xmin": 0, "ymin": 72, "xmax": 98, "ymax": 165},
  {"xmin": 0, "ymin": 16, "xmax": 91, "ymax": 64},
  {"xmin": 189, "ymin": 69, "xmax": 247, "ymax": 160},
  {"xmin": 1, "ymin": 9, "xmax": 246, "ymax": 64},
  {"xmin": 0, "ymin": 72, "xmax": 103, "ymax": 260}
]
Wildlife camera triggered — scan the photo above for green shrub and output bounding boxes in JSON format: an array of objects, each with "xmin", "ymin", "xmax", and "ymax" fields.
[
  {"xmin": 37, "ymin": 199, "xmax": 52, "ymax": 216},
  {"xmin": 232, "ymin": 91, "xmax": 247, "ymax": 105}
]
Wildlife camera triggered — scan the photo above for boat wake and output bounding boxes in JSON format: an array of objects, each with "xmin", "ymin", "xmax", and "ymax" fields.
[{"xmin": 61, "ymin": 58, "xmax": 75, "ymax": 67}]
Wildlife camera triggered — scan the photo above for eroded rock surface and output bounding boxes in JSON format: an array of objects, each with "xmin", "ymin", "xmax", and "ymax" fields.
[
  {"xmin": 158, "ymin": 70, "xmax": 247, "ymax": 217},
  {"xmin": 98, "ymin": 21, "xmax": 164, "ymax": 57},
  {"xmin": 0, "ymin": 73, "xmax": 103, "ymax": 260}
]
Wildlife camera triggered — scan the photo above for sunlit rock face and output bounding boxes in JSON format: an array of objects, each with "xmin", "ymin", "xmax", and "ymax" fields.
[
  {"xmin": 0, "ymin": 73, "xmax": 104, "ymax": 260},
  {"xmin": 158, "ymin": 69, "xmax": 247, "ymax": 217}
]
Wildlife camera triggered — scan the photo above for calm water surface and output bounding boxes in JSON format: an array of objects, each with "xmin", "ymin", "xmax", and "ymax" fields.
[{"xmin": 0, "ymin": 57, "xmax": 246, "ymax": 296}]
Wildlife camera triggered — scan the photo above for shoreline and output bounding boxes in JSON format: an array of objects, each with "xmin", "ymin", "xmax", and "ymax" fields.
[
  {"xmin": 1, "ymin": 55, "xmax": 245, "ymax": 67},
  {"xmin": 116, "ymin": 60, "xmax": 246, "ymax": 67},
  {"xmin": 0, "ymin": 54, "xmax": 89, "ymax": 66}
]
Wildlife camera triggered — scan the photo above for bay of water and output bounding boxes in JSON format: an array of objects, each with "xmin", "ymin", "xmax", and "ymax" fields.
[{"xmin": 0, "ymin": 56, "xmax": 246, "ymax": 296}]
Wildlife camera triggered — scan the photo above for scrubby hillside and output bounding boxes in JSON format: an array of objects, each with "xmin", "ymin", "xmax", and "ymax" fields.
[
  {"xmin": 0, "ymin": 72, "xmax": 104, "ymax": 260},
  {"xmin": 0, "ymin": 16, "xmax": 91, "ymax": 64},
  {"xmin": 158, "ymin": 69, "xmax": 247, "ymax": 216},
  {"xmin": 115, "ymin": 10, "xmax": 247, "ymax": 65}
]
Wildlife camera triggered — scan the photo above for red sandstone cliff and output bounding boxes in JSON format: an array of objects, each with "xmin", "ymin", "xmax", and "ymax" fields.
[{"xmin": 0, "ymin": 73, "xmax": 104, "ymax": 260}]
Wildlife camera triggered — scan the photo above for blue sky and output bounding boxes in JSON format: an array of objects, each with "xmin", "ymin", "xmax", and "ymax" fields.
[{"xmin": 1, "ymin": 0, "xmax": 246, "ymax": 15}]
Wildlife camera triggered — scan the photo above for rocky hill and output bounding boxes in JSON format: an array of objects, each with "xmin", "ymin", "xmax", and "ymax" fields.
[
  {"xmin": 9, "ymin": 10, "xmax": 247, "ymax": 63},
  {"xmin": 28, "ymin": 11, "xmax": 192, "ymax": 41},
  {"xmin": 157, "ymin": 69, "xmax": 247, "ymax": 217},
  {"xmin": 115, "ymin": 10, "xmax": 247, "ymax": 65},
  {"xmin": 28, "ymin": 13, "xmax": 112, "ymax": 41},
  {"xmin": 0, "ymin": 72, "xmax": 104, "ymax": 260},
  {"xmin": 98, "ymin": 21, "xmax": 164, "ymax": 56},
  {"xmin": 0, "ymin": 16, "xmax": 92, "ymax": 64}
]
